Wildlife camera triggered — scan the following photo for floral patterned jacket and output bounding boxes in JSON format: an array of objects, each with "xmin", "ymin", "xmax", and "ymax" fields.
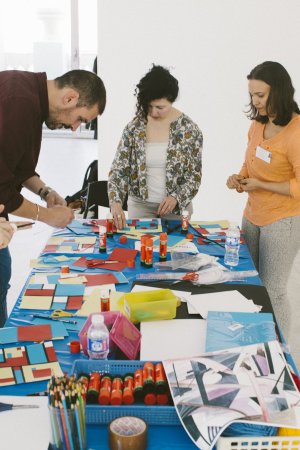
[{"xmin": 108, "ymin": 113, "xmax": 203, "ymax": 214}]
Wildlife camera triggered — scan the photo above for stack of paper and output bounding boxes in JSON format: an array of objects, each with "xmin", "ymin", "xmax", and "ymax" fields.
[
  {"xmin": 187, "ymin": 290, "xmax": 261, "ymax": 317},
  {"xmin": 140, "ymin": 319, "xmax": 207, "ymax": 360}
]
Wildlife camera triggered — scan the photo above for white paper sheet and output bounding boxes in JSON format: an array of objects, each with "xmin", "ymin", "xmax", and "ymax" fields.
[
  {"xmin": 140, "ymin": 319, "xmax": 207, "ymax": 360},
  {"xmin": 187, "ymin": 290, "xmax": 261, "ymax": 318},
  {"xmin": 0, "ymin": 395, "xmax": 50, "ymax": 450}
]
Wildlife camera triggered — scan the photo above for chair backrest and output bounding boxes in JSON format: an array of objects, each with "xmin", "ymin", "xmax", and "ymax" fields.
[{"xmin": 83, "ymin": 180, "xmax": 128, "ymax": 218}]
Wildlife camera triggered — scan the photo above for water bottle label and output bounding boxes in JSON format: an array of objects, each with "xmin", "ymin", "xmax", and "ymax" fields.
[
  {"xmin": 88, "ymin": 338, "xmax": 108, "ymax": 352},
  {"xmin": 226, "ymin": 237, "xmax": 239, "ymax": 246}
]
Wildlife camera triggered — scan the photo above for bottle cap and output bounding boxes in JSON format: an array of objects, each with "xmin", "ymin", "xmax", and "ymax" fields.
[
  {"xmin": 156, "ymin": 393, "xmax": 169, "ymax": 405},
  {"xmin": 91, "ymin": 314, "xmax": 104, "ymax": 325},
  {"xmin": 160, "ymin": 232, "xmax": 167, "ymax": 240},
  {"xmin": 143, "ymin": 393, "xmax": 156, "ymax": 405},
  {"xmin": 145, "ymin": 238, "xmax": 153, "ymax": 246},
  {"xmin": 70, "ymin": 341, "xmax": 81, "ymax": 354},
  {"xmin": 186, "ymin": 233, "xmax": 194, "ymax": 240},
  {"xmin": 120, "ymin": 235, "xmax": 127, "ymax": 244},
  {"xmin": 127, "ymin": 259, "xmax": 135, "ymax": 268}
]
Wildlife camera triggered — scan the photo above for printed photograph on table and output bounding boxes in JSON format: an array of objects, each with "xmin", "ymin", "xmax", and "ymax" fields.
[
  {"xmin": 42, "ymin": 235, "xmax": 97, "ymax": 254},
  {"xmin": 0, "ymin": 342, "xmax": 63, "ymax": 387},
  {"xmin": 19, "ymin": 273, "xmax": 127, "ymax": 311},
  {"xmin": 163, "ymin": 340, "xmax": 300, "ymax": 450}
]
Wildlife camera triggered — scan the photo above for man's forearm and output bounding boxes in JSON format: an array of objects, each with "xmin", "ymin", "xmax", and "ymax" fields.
[
  {"xmin": 11, "ymin": 197, "xmax": 49, "ymax": 222},
  {"xmin": 22, "ymin": 175, "xmax": 46, "ymax": 195}
]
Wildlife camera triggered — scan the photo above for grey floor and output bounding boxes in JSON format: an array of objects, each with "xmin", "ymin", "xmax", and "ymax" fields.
[{"xmin": 7, "ymin": 136, "xmax": 300, "ymax": 372}]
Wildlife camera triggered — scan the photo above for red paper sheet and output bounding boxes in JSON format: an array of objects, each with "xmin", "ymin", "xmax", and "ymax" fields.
[
  {"xmin": 18, "ymin": 324, "xmax": 52, "ymax": 342},
  {"xmin": 108, "ymin": 247, "xmax": 138, "ymax": 263},
  {"xmin": 66, "ymin": 296, "xmax": 83, "ymax": 310},
  {"xmin": 84, "ymin": 273, "xmax": 118, "ymax": 286}
]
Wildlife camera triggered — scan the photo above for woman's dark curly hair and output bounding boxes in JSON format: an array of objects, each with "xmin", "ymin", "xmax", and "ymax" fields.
[
  {"xmin": 135, "ymin": 64, "xmax": 179, "ymax": 119},
  {"xmin": 247, "ymin": 61, "xmax": 300, "ymax": 126}
]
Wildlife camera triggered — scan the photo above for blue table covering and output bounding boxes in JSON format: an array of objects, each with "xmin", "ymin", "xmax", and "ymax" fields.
[{"xmin": 1, "ymin": 219, "xmax": 263, "ymax": 449}]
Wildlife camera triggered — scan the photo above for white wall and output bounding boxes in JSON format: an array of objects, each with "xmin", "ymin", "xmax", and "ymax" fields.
[{"xmin": 97, "ymin": 0, "xmax": 300, "ymax": 224}]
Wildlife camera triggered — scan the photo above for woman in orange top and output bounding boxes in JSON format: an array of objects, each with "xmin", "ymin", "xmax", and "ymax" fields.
[{"xmin": 227, "ymin": 61, "xmax": 300, "ymax": 341}]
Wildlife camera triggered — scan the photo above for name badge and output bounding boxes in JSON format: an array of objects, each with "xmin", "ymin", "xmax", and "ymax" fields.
[{"xmin": 256, "ymin": 146, "xmax": 271, "ymax": 163}]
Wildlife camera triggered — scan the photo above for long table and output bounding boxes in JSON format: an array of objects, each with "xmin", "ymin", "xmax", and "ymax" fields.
[{"xmin": 0, "ymin": 219, "xmax": 284, "ymax": 449}]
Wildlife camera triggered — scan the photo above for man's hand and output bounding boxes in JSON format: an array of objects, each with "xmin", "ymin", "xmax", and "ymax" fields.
[
  {"xmin": 42, "ymin": 205, "xmax": 74, "ymax": 228},
  {"xmin": 157, "ymin": 196, "xmax": 177, "ymax": 216},
  {"xmin": 0, "ymin": 211, "xmax": 15, "ymax": 249},
  {"xmin": 46, "ymin": 191, "xmax": 67, "ymax": 207}
]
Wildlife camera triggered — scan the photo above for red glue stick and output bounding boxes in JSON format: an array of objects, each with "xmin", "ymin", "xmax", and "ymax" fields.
[
  {"xmin": 106, "ymin": 212, "xmax": 114, "ymax": 237},
  {"xmin": 98, "ymin": 375, "xmax": 111, "ymax": 405},
  {"xmin": 145, "ymin": 238, "xmax": 153, "ymax": 268},
  {"xmin": 100, "ymin": 290, "xmax": 110, "ymax": 312},
  {"xmin": 133, "ymin": 369, "xmax": 144, "ymax": 403},
  {"xmin": 140, "ymin": 235, "xmax": 147, "ymax": 266},
  {"xmin": 99, "ymin": 226, "xmax": 107, "ymax": 253},
  {"xmin": 159, "ymin": 232, "xmax": 167, "ymax": 261},
  {"xmin": 111, "ymin": 376, "xmax": 123, "ymax": 405},
  {"xmin": 181, "ymin": 209, "xmax": 189, "ymax": 234},
  {"xmin": 122, "ymin": 373, "xmax": 134, "ymax": 405}
]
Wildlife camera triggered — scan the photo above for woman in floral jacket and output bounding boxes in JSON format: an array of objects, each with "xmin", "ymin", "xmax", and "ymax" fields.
[{"xmin": 108, "ymin": 65, "xmax": 203, "ymax": 229}]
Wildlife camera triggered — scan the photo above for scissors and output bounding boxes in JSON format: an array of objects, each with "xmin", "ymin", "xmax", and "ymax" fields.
[{"xmin": 51, "ymin": 309, "xmax": 74, "ymax": 319}]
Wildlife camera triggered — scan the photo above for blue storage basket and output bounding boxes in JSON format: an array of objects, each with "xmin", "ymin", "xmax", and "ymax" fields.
[{"xmin": 71, "ymin": 359, "xmax": 180, "ymax": 426}]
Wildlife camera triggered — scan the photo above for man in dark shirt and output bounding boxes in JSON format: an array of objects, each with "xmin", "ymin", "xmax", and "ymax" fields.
[{"xmin": 0, "ymin": 69, "xmax": 106, "ymax": 326}]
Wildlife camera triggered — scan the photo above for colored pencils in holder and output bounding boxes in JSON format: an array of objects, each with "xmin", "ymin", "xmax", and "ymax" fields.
[{"xmin": 48, "ymin": 375, "xmax": 87, "ymax": 450}]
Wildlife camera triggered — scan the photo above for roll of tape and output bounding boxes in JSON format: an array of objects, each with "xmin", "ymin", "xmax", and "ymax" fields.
[{"xmin": 108, "ymin": 416, "xmax": 147, "ymax": 450}]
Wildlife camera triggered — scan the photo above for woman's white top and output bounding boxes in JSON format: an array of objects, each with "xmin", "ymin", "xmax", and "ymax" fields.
[{"xmin": 145, "ymin": 142, "xmax": 168, "ymax": 203}]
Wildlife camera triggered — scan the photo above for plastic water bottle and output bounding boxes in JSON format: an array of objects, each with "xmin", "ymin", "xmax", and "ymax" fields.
[
  {"xmin": 87, "ymin": 314, "xmax": 109, "ymax": 359},
  {"xmin": 224, "ymin": 223, "xmax": 240, "ymax": 267}
]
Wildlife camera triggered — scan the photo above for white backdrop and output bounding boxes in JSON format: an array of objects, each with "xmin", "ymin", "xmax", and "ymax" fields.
[{"xmin": 97, "ymin": 0, "xmax": 300, "ymax": 224}]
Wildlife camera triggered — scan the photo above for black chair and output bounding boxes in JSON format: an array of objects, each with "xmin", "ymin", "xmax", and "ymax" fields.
[{"xmin": 82, "ymin": 180, "xmax": 128, "ymax": 218}]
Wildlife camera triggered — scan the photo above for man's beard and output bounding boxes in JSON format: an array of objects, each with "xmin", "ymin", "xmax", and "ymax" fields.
[{"xmin": 45, "ymin": 118, "xmax": 71, "ymax": 130}]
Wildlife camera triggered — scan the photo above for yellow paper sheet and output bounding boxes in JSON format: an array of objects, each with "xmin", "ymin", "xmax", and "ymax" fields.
[{"xmin": 20, "ymin": 296, "xmax": 53, "ymax": 310}]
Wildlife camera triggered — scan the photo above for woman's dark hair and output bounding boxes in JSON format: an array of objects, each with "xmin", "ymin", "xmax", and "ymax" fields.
[
  {"xmin": 55, "ymin": 69, "xmax": 106, "ymax": 114},
  {"xmin": 135, "ymin": 64, "xmax": 179, "ymax": 119},
  {"xmin": 247, "ymin": 61, "xmax": 300, "ymax": 125}
]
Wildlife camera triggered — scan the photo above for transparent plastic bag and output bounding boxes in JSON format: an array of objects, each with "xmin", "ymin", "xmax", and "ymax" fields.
[
  {"xmin": 154, "ymin": 252, "xmax": 217, "ymax": 271},
  {"xmin": 136, "ymin": 268, "xmax": 258, "ymax": 285}
]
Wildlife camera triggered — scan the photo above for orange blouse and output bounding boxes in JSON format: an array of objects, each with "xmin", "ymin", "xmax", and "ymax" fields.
[{"xmin": 239, "ymin": 116, "xmax": 300, "ymax": 226}]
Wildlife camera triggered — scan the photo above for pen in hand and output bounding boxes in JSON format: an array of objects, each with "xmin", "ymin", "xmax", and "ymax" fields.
[{"xmin": 17, "ymin": 222, "xmax": 35, "ymax": 229}]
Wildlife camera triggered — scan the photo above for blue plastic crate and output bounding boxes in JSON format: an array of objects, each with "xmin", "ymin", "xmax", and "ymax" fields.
[{"xmin": 71, "ymin": 359, "xmax": 180, "ymax": 426}]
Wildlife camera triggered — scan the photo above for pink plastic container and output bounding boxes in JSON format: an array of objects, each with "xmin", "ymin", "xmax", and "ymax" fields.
[{"xmin": 79, "ymin": 311, "xmax": 141, "ymax": 360}]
